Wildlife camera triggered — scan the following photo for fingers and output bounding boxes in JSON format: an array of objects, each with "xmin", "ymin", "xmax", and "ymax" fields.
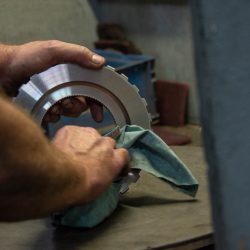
[
  {"xmin": 53, "ymin": 126, "xmax": 101, "ymax": 147},
  {"xmin": 96, "ymin": 136, "xmax": 116, "ymax": 150},
  {"xmin": 52, "ymin": 125, "xmax": 130, "ymax": 203},
  {"xmin": 86, "ymin": 98, "xmax": 104, "ymax": 122},
  {"xmin": 44, "ymin": 96, "xmax": 104, "ymax": 124},
  {"xmin": 44, "ymin": 97, "xmax": 87, "ymax": 123},
  {"xmin": 41, "ymin": 40, "xmax": 105, "ymax": 69},
  {"xmin": 112, "ymin": 148, "xmax": 130, "ymax": 178},
  {"xmin": 100, "ymin": 138, "xmax": 130, "ymax": 176},
  {"xmin": 95, "ymin": 136, "xmax": 129, "ymax": 171},
  {"xmin": 114, "ymin": 148, "xmax": 130, "ymax": 171},
  {"xmin": 60, "ymin": 98, "xmax": 88, "ymax": 117},
  {"xmin": 44, "ymin": 114, "xmax": 60, "ymax": 123},
  {"xmin": 51, "ymin": 41, "xmax": 105, "ymax": 69},
  {"xmin": 75, "ymin": 96, "xmax": 86, "ymax": 104},
  {"xmin": 28, "ymin": 40, "xmax": 105, "ymax": 70},
  {"xmin": 8, "ymin": 40, "xmax": 105, "ymax": 90}
]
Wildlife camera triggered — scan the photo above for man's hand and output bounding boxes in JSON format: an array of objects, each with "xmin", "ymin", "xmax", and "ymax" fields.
[
  {"xmin": 44, "ymin": 96, "xmax": 103, "ymax": 124},
  {"xmin": 0, "ymin": 97, "xmax": 128, "ymax": 220},
  {"xmin": 0, "ymin": 40, "xmax": 105, "ymax": 122},
  {"xmin": 53, "ymin": 126, "xmax": 129, "ymax": 203}
]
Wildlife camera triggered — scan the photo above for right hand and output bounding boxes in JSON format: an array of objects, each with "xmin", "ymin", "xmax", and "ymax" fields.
[{"xmin": 52, "ymin": 126, "xmax": 129, "ymax": 203}]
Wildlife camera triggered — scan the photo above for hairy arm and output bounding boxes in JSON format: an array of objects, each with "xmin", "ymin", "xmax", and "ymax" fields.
[
  {"xmin": 0, "ymin": 96, "xmax": 86, "ymax": 220},
  {"xmin": 0, "ymin": 97, "xmax": 128, "ymax": 221}
]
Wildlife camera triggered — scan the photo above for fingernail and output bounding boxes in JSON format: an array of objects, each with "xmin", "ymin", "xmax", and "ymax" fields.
[
  {"xmin": 75, "ymin": 96, "xmax": 86, "ymax": 104},
  {"xmin": 91, "ymin": 54, "xmax": 104, "ymax": 65}
]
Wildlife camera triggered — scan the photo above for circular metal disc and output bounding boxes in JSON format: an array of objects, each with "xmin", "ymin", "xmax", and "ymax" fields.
[{"xmin": 14, "ymin": 64, "xmax": 151, "ymax": 129}]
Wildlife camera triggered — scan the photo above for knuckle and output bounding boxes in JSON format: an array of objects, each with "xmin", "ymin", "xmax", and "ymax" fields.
[
  {"xmin": 62, "ymin": 125, "xmax": 73, "ymax": 131},
  {"xmin": 54, "ymin": 126, "xmax": 65, "ymax": 137},
  {"xmin": 104, "ymin": 137, "xmax": 116, "ymax": 145},
  {"xmin": 79, "ymin": 47, "xmax": 94, "ymax": 64},
  {"xmin": 80, "ymin": 46, "xmax": 92, "ymax": 56},
  {"xmin": 45, "ymin": 40, "xmax": 61, "ymax": 49},
  {"xmin": 39, "ymin": 40, "xmax": 63, "ymax": 65},
  {"xmin": 120, "ymin": 148, "xmax": 129, "ymax": 157},
  {"xmin": 84, "ymin": 127, "xmax": 98, "ymax": 133},
  {"xmin": 59, "ymin": 125, "xmax": 76, "ymax": 134},
  {"xmin": 44, "ymin": 40, "xmax": 64, "ymax": 58},
  {"xmin": 116, "ymin": 148, "xmax": 130, "ymax": 162},
  {"xmin": 82, "ymin": 127, "xmax": 100, "ymax": 138}
]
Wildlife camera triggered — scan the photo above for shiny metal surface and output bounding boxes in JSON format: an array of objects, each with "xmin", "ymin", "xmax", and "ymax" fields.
[{"xmin": 14, "ymin": 64, "xmax": 151, "ymax": 129}]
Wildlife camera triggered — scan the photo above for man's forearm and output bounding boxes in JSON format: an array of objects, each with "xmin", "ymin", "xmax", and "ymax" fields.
[
  {"xmin": 0, "ymin": 96, "xmax": 86, "ymax": 221},
  {"xmin": 0, "ymin": 44, "xmax": 17, "ymax": 96}
]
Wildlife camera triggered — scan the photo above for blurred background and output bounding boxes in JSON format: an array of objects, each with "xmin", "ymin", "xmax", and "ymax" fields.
[
  {"xmin": 0, "ymin": 0, "xmax": 199, "ymax": 125},
  {"xmin": 0, "ymin": 1, "xmax": 215, "ymax": 249}
]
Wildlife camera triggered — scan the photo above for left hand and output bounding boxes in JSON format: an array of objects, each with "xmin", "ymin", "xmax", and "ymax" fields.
[
  {"xmin": 0, "ymin": 40, "xmax": 105, "ymax": 123},
  {"xmin": 43, "ymin": 96, "xmax": 103, "ymax": 124}
]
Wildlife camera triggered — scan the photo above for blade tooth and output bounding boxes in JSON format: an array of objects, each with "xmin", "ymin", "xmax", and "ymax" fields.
[
  {"xmin": 106, "ymin": 65, "xmax": 115, "ymax": 71},
  {"xmin": 141, "ymin": 97, "xmax": 148, "ymax": 107},
  {"xmin": 149, "ymin": 113, "xmax": 153, "ymax": 123},
  {"xmin": 131, "ymin": 84, "xmax": 139, "ymax": 93},
  {"xmin": 120, "ymin": 73, "xmax": 128, "ymax": 80}
]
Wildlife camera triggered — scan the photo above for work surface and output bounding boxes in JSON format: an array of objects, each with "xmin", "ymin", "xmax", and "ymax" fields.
[{"xmin": 0, "ymin": 129, "xmax": 213, "ymax": 250}]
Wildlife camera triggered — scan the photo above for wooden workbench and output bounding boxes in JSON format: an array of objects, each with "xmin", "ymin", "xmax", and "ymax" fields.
[{"xmin": 0, "ymin": 145, "xmax": 213, "ymax": 250}]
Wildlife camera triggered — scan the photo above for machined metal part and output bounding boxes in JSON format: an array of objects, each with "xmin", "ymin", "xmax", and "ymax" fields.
[
  {"xmin": 14, "ymin": 64, "xmax": 151, "ymax": 129},
  {"xmin": 14, "ymin": 64, "xmax": 151, "ymax": 193}
]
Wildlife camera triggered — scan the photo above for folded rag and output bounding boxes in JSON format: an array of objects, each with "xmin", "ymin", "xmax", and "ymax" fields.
[{"xmin": 52, "ymin": 125, "xmax": 198, "ymax": 228}]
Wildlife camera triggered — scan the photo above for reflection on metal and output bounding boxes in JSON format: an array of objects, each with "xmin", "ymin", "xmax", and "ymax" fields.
[
  {"xmin": 14, "ymin": 64, "xmax": 151, "ymax": 129},
  {"xmin": 15, "ymin": 64, "xmax": 151, "ymax": 193}
]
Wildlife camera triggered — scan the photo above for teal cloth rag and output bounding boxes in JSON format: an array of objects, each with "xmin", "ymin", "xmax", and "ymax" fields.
[{"xmin": 52, "ymin": 125, "xmax": 198, "ymax": 228}]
